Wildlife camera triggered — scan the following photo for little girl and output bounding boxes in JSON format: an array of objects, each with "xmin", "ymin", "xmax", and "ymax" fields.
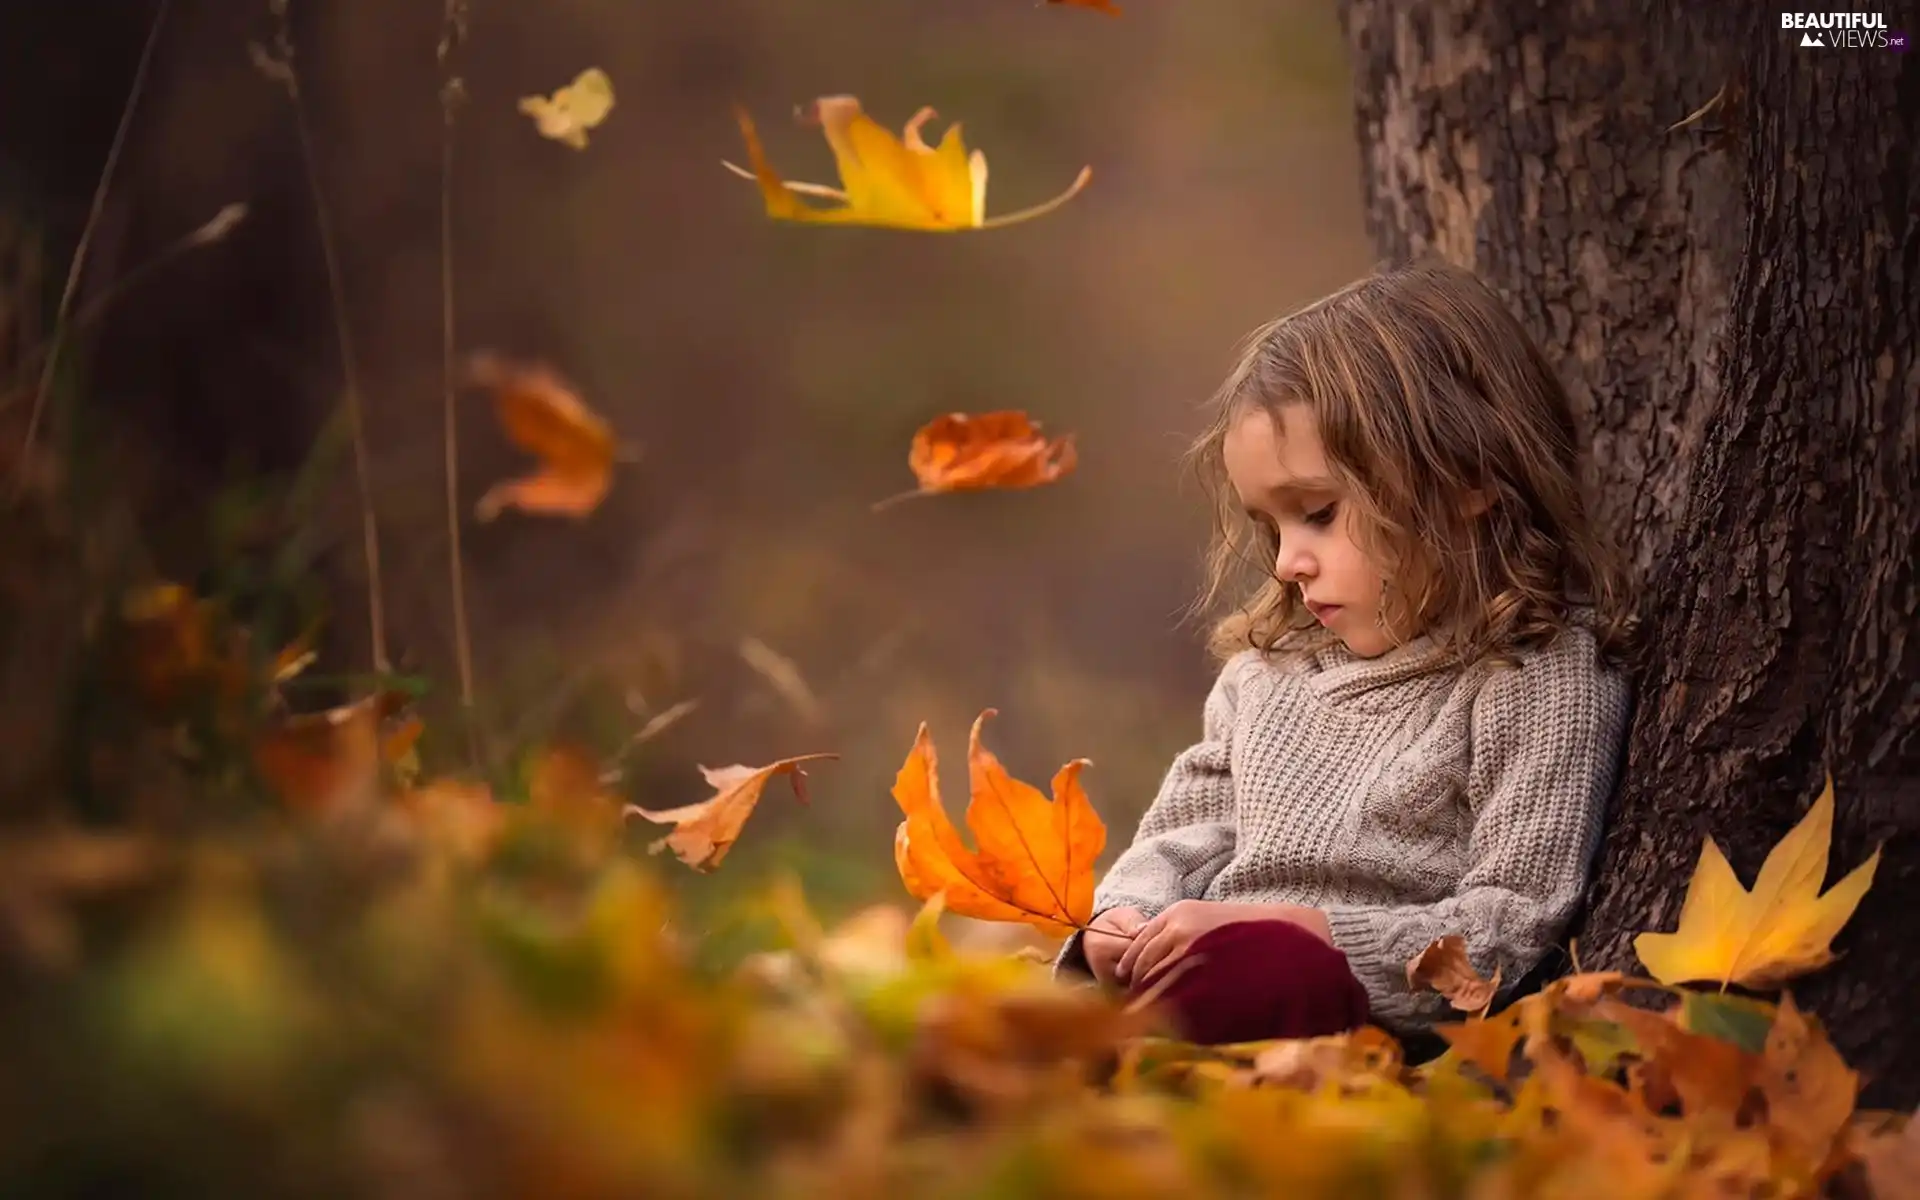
[{"xmin": 1059, "ymin": 260, "xmax": 1634, "ymax": 1043}]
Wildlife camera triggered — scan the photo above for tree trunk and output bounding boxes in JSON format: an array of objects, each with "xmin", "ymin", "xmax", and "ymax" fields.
[{"xmin": 1337, "ymin": 1, "xmax": 1920, "ymax": 1102}]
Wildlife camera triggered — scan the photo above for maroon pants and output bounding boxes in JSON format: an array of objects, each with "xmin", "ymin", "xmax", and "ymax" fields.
[{"xmin": 1128, "ymin": 920, "xmax": 1371, "ymax": 1044}]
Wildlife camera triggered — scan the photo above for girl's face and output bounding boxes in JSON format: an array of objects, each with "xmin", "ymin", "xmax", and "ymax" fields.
[{"xmin": 1222, "ymin": 404, "xmax": 1400, "ymax": 658}]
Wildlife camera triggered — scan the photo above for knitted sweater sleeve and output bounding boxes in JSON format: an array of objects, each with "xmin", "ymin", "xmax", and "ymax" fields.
[
  {"xmin": 1319, "ymin": 634, "xmax": 1631, "ymax": 1028},
  {"xmin": 1053, "ymin": 653, "xmax": 1246, "ymax": 976}
]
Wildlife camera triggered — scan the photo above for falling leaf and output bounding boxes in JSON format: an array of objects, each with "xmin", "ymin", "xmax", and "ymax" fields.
[
  {"xmin": 725, "ymin": 96, "xmax": 1091, "ymax": 231},
  {"xmin": 627, "ymin": 753, "xmax": 837, "ymax": 871},
  {"xmin": 1633, "ymin": 777, "xmax": 1881, "ymax": 989},
  {"xmin": 469, "ymin": 353, "xmax": 624, "ymax": 522},
  {"xmin": 873, "ymin": 411, "xmax": 1077, "ymax": 511},
  {"xmin": 891, "ymin": 710, "xmax": 1104, "ymax": 938},
  {"xmin": 518, "ymin": 67, "xmax": 615, "ymax": 149},
  {"xmin": 1406, "ymin": 935, "xmax": 1502, "ymax": 1014}
]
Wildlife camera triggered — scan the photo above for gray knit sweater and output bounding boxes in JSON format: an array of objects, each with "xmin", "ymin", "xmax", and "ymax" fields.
[{"xmin": 1057, "ymin": 626, "xmax": 1630, "ymax": 1030}]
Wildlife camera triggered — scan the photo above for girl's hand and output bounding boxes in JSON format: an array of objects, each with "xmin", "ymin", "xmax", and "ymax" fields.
[
  {"xmin": 1116, "ymin": 900, "xmax": 1333, "ymax": 987},
  {"xmin": 1082, "ymin": 906, "xmax": 1146, "ymax": 985}
]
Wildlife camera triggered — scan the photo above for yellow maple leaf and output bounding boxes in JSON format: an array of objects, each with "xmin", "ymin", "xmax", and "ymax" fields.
[
  {"xmin": 518, "ymin": 67, "xmax": 615, "ymax": 150},
  {"xmin": 1633, "ymin": 776, "xmax": 1880, "ymax": 990},
  {"xmin": 724, "ymin": 95, "xmax": 1092, "ymax": 232}
]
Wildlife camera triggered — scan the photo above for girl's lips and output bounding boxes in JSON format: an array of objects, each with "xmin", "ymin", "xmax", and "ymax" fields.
[{"xmin": 1307, "ymin": 602, "xmax": 1343, "ymax": 623}]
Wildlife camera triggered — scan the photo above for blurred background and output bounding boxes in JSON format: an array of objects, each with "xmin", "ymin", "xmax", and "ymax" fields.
[{"xmin": 3, "ymin": 0, "xmax": 1372, "ymax": 914}]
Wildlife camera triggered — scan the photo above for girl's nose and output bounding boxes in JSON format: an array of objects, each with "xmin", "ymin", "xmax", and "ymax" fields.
[{"xmin": 1276, "ymin": 546, "xmax": 1316, "ymax": 582}]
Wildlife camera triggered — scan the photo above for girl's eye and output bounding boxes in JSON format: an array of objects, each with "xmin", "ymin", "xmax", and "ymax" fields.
[{"xmin": 1304, "ymin": 502, "xmax": 1338, "ymax": 528}]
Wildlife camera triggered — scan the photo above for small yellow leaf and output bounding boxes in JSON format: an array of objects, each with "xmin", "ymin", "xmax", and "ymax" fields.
[
  {"xmin": 518, "ymin": 67, "xmax": 614, "ymax": 149},
  {"xmin": 1634, "ymin": 776, "xmax": 1881, "ymax": 990}
]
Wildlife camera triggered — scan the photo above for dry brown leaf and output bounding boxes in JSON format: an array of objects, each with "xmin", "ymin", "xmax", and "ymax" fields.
[
  {"xmin": 891, "ymin": 710, "xmax": 1104, "ymax": 938},
  {"xmin": 873, "ymin": 411, "xmax": 1077, "ymax": 511},
  {"xmin": 1406, "ymin": 934, "xmax": 1502, "ymax": 1014},
  {"xmin": 627, "ymin": 753, "xmax": 837, "ymax": 871},
  {"xmin": 470, "ymin": 354, "xmax": 624, "ymax": 522},
  {"xmin": 253, "ymin": 691, "xmax": 418, "ymax": 816}
]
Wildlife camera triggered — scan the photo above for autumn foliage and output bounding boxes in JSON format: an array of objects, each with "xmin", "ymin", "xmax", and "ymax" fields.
[{"xmin": 7, "ymin": 3, "xmax": 1908, "ymax": 1197}]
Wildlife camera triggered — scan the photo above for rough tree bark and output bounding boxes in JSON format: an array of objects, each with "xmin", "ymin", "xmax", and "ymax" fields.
[{"xmin": 1336, "ymin": 1, "xmax": 1920, "ymax": 1101}]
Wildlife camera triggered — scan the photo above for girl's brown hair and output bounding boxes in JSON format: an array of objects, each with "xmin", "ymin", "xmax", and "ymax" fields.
[{"xmin": 1187, "ymin": 259, "xmax": 1634, "ymax": 667}]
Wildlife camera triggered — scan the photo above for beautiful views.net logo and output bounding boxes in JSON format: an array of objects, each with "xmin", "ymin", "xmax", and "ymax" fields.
[{"xmin": 1780, "ymin": 11, "xmax": 1905, "ymax": 49}]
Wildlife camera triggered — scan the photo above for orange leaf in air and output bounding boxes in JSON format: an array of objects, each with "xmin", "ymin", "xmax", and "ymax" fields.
[
  {"xmin": 724, "ymin": 95, "xmax": 1091, "ymax": 232},
  {"xmin": 627, "ymin": 753, "xmax": 838, "ymax": 872},
  {"xmin": 470, "ymin": 353, "xmax": 626, "ymax": 522},
  {"xmin": 891, "ymin": 710, "xmax": 1105, "ymax": 938},
  {"xmin": 873, "ymin": 411, "xmax": 1077, "ymax": 511}
]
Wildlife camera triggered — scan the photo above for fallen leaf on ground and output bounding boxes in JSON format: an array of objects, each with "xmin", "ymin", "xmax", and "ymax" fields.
[
  {"xmin": 1251, "ymin": 1026, "xmax": 1403, "ymax": 1092},
  {"xmin": 253, "ymin": 691, "xmax": 419, "ymax": 816},
  {"xmin": 469, "ymin": 354, "xmax": 624, "ymax": 521},
  {"xmin": 1406, "ymin": 934, "xmax": 1502, "ymax": 1014},
  {"xmin": 873, "ymin": 411, "xmax": 1077, "ymax": 511},
  {"xmin": 1633, "ymin": 776, "xmax": 1880, "ymax": 990},
  {"xmin": 518, "ymin": 67, "xmax": 615, "ymax": 149},
  {"xmin": 725, "ymin": 96, "xmax": 1091, "ymax": 231},
  {"xmin": 1758, "ymin": 994, "xmax": 1859, "ymax": 1177},
  {"xmin": 627, "ymin": 753, "xmax": 837, "ymax": 871},
  {"xmin": 892, "ymin": 710, "xmax": 1104, "ymax": 938}
]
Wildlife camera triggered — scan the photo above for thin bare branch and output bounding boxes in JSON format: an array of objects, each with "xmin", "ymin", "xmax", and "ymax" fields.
[
  {"xmin": 440, "ymin": 0, "xmax": 477, "ymax": 764},
  {"xmin": 256, "ymin": 0, "xmax": 389, "ymax": 672},
  {"xmin": 11, "ymin": 0, "xmax": 174, "ymax": 500}
]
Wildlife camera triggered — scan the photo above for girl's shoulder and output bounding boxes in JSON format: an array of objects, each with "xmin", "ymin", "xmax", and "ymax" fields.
[{"xmin": 1468, "ymin": 623, "xmax": 1633, "ymax": 733}]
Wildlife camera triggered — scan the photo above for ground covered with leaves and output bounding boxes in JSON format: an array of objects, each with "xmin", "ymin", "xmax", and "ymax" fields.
[{"xmin": 3, "ymin": 711, "xmax": 1914, "ymax": 1199}]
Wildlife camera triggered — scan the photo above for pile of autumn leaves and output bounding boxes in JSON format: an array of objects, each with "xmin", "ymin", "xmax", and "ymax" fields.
[{"xmin": 11, "ymin": 617, "xmax": 1918, "ymax": 1198}]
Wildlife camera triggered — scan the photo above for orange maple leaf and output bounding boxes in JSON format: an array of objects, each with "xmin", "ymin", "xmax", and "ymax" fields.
[
  {"xmin": 627, "ymin": 753, "xmax": 838, "ymax": 871},
  {"xmin": 891, "ymin": 710, "xmax": 1105, "ymax": 938},
  {"xmin": 873, "ymin": 411, "xmax": 1077, "ymax": 511},
  {"xmin": 470, "ymin": 353, "xmax": 629, "ymax": 522}
]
